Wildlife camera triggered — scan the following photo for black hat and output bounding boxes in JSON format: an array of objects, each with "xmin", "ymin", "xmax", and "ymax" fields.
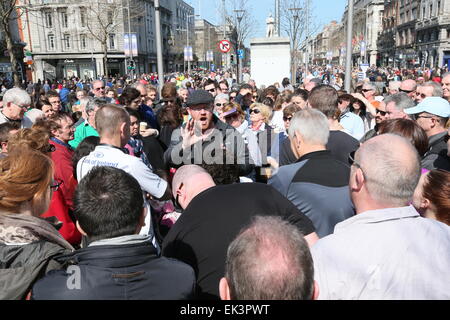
[{"xmin": 186, "ymin": 90, "xmax": 214, "ymax": 107}]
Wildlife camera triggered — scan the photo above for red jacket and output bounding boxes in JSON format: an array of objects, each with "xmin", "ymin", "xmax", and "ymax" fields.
[{"xmin": 42, "ymin": 138, "xmax": 81, "ymax": 245}]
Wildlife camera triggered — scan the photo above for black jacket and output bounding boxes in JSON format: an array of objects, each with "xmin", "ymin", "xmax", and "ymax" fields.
[
  {"xmin": 164, "ymin": 116, "xmax": 253, "ymax": 176},
  {"xmin": 31, "ymin": 241, "xmax": 196, "ymax": 300},
  {"xmin": 421, "ymin": 132, "xmax": 450, "ymax": 171}
]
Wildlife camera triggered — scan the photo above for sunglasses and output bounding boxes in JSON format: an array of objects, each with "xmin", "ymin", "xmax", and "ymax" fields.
[
  {"xmin": 207, "ymin": 88, "xmax": 216, "ymax": 93},
  {"xmin": 283, "ymin": 116, "xmax": 293, "ymax": 122},
  {"xmin": 215, "ymin": 103, "xmax": 225, "ymax": 107},
  {"xmin": 414, "ymin": 114, "xmax": 435, "ymax": 120},
  {"xmin": 376, "ymin": 109, "xmax": 387, "ymax": 116},
  {"xmin": 361, "ymin": 89, "xmax": 373, "ymax": 92},
  {"xmin": 250, "ymin": 109, "xmax": 261, "ymax": 114},
  {"xmin": 94, "ymin": 87, "xmax": 105, "ymax": 91}
]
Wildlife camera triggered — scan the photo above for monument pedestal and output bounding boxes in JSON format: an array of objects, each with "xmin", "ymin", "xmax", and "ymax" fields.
[{"xmin": 250, "ymin": 37, "xmax": 291, "ymax": 88}]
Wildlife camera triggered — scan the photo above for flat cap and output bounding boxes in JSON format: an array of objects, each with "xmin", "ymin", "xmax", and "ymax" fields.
[{"xmin": 186, "ymin": 90, "xmax": 214, "ymax": 107}]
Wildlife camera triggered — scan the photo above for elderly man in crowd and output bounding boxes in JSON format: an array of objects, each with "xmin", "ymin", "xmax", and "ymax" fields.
[
  {"xmin": 399, "ymin": 79, "xmax": 418, "ymax": 99},
  {"xmin": 0, "ymin": 88, "xmax": 33, "ymax": 128},
  {"xmin": 384, "ymin": 93, "xmax": 415, "ymax": 120},
  {"xmin": 162, "ymin": 165, "xmax": 318, "ymax": 300},
  {"xmin": 219, "ymin": 216, "xmax": 318, "ymax": 300},
  {"xmin": 269, "ymin": 109, "xmax": 354, "ymax": 238},
  {"xmin": 312, "ymin": 134, "xmax": 450, "ymax": 300},
  {"xmin": 404, "ymin": 97, "xmax": 450, "ymax": 171},
  {"xmin": 415, "ymin": 81, "xmax": 443, "ymax": 103}
]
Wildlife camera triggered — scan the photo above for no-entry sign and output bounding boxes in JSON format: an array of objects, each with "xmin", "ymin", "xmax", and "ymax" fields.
[{"xmin": 218, "ymin": 40, "xmax": 231, "ymax": 53}]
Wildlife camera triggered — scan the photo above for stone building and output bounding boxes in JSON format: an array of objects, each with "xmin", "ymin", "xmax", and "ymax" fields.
[
  {"xmin": 194, "ymin": 19, "xmax": 220, "ymax": 70},
  {"xmin": 416, "ymin": 0, "xmax": 450, "ymax": 67}
]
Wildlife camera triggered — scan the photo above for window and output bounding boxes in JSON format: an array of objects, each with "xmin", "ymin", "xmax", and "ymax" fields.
[
  {"xmin": 107, "ymin": 10, "xmax": 113, "ymax": 24},
  {"xmin": 80, "ymin": 34, "xmax": 87, "ymax": 49},
  {"xmin": 45, "ymin": 11, "xmax": 53, "ymax": 28},
  {"xmin": 109, "ymin": 33, "xmax": 115, "ymax": 49},
  {"xmin": 48, "ymin": 34, "xmax": 55, "ymax": 50},
  {"xmin": 63, "ymin": 34, "xmax": 71, "ymax": 50},
  {"xmin": 80, "ymin": 8, "xmax": 86, "ymax": 27},
  {"xmin": 61, "ymin": 10, "xmax": 68, "ymax": 28},
  {"xmin": 430, "ymin": 4, "xmax": 433, "ymax": 18}
]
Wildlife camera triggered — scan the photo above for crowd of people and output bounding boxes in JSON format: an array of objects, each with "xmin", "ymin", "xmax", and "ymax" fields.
[{"xmin": 0, "ymin": 64, "xmax": 449, "ymax": 300}]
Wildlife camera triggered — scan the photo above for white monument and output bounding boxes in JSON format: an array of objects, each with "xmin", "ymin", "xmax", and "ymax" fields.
[{"xmin": 250, "ymin": 13, "xmax": 291, "ymax": 87}]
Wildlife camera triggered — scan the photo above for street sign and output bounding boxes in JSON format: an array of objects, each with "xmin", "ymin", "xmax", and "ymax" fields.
[
  {"xmin": 237, "ymin": 49, "xmax": 244, "ymax": 59},
  {"xmin": 218, "ymin": 40, "xmax": 231, "ymax": 53},
  {"xmin": 326, "ymin": 51, "xmax": 333, "ymax": 61},
  {"xmin": 131, "ymin": 34, "xmax": 138, "ymax": 56},
  {"xmin": 211, "ymin": 64, "xmax": 215, "ymax": 71},
  {"xmin": 184, "ymin": 46, "xmax": 193, "ymax": 62}
]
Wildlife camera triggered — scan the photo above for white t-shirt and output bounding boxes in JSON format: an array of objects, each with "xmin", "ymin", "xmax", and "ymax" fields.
[{"xmin": 76, "ymin": 145, "xmax": 168, "ymax": 251}]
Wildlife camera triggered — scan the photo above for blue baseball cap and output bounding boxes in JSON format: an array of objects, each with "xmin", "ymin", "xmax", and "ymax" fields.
[{"xmin": 404, "ymin": 97, "xmax": 450, "ymax": 118}]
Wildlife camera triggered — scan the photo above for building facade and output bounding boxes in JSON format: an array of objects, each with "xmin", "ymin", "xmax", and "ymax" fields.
[
  {"xmin": 396, "ymin": 0, "xmax": 420, "ymax": 67},
  {"xmin": 169, "ymin": 0, "xmax": 195, "ymax": 72},
  {"xmin": 416, "ymin": 0, "xmax": 450, "ymax": 68},
  {"xmin": 194, "ymin": 19, "xmax": 220, "ymax": 70},
  {"xmin": 378, "ymin": 0, "xmax": 399, "ymax": 67},
  {"xmin": 19, "ymin": 0, "xmax": 193, "ymax": 81}
]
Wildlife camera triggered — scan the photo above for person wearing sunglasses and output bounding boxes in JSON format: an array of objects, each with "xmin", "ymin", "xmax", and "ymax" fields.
[
  {"xmin": 404, "ymin": 97, "xmax": 450, "ymax": 171},
  {"xmin": 415, "ymin": 81, "xmax": 443, "ymax": 104},
  {"xmin": 399, "ymin": 79, "xmax": 417, "ymax": 99},
  {"xmin": 361, "ymin": 83, "xmax": 381, "ymax": 110},
  {"xmin": 213, "ymin": 94, "xmax": 229, "ymax": 121},
  {"xmin": 203, "ymin": 79, "xmax": 219, "ymax": 98},
  {"xmin": 222, "ymin": 102, "xmax": 261, "ymax": 167}
]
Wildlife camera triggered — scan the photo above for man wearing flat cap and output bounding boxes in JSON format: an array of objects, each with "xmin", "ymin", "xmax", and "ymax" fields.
[{"xmin": 164, "ymin": 90, "xmax": 253, "ymax": 175}]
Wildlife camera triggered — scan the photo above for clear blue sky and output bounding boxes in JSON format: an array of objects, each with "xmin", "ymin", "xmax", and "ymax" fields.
[{"xmin": 186, "ymin": 0, "xmax": 348, "ymax": 44}]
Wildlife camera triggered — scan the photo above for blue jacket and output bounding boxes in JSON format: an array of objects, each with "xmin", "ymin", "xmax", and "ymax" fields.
[{"xmin": 31, "ymin": 240, "xmax": 196, "ymax": 300}]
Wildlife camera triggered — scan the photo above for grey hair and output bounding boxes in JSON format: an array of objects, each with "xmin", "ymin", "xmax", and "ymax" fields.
[
  {"xmin": 288, "ymin": 108, "xmax": 330, "ymax": 146},
  {"xmin": 85, "ymin": 97, "xmax": 107, "ymax": 113},
  {"xmin": 225, "ymin": 215, "xmax": 314, "ymax": 300},
  {"xmin": 363, "ymin": 82, "xmax": 377, "ymax": 91},
  {"xmin": 356, "ymin": 133, "xmax": 421, "ymax": 206},
  {"xmin": 423, "ymin": 81, "xmax": 443, "ymax": 97},
  {"xmin": 383, "ymin": 93, "xmax": 415, "ymax": 112},
  {"xmin": 215, "ymin": 94, "xmax": 229, "ymax": 102},
  {"xmin": 3, "ymin": 88, "xmax": 31, "ymax": 107},
  {"xmin": 79, "ymin": 97, "xmax": 93, "ymax": 111},
  {"xmin": 441, "ymin": 72, "xmax": 450, "ymax": 80}
]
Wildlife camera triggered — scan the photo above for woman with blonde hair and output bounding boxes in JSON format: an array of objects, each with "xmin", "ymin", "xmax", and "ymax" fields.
[
  {"xmin": 222, "ymin": 102, "xmax": 261, "ymax": 167},
  {"xmin": 248, "ymin": 103, "xmax": 280, "ymax": 181},
  {"xmin": 0, "ymin": 148, "xmax": 73, "ymax": 299}
]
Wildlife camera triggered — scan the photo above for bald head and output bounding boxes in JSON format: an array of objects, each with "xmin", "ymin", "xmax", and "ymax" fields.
[
  {"xmin": 354, "ymin": 134, "xmax": 421, "ymax": 207},
  {"xmin": 400, "ymin": 79, "xmax": 417, "ymax": 98},
  {"xmin": 172, "ymin": 165, "xmax": 216, "ymax": 209}
]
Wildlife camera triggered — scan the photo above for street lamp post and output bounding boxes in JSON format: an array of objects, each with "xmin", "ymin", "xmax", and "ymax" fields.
[
  {"xmin": 345, "ymin": 0, "xmax": 354, "ymax": 92},
  {"xmin": 154, "ymin": 0, "xmax": 164, "ymax": 94},
  {"xmin": 234, "ymin": 9, "xmax": 245, "ymax": 84},
  {"xmin": 289, "ymin": 8, "xmax": 301, "ymax": 85}
]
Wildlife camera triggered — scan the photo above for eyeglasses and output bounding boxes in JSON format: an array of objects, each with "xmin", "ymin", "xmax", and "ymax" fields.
[
  {"xmin": 283, "ymin": 116, "xmax": 293, "ymax": 122},
  {"xmin": 249, "ymin": 109, "xmax": 261, "ymax": 114},
  {"xmin": 225, "ymin": 113, "xmax": 239, "ymax": 120},
  {"xmin": 414, "ymin": 114, "xmax": 435, "ymax": 120},
  {"xmin": 348, "ymin": 151, "xmax": 366, "ymax": 179},
  {"xmin": 50, "ymin": 180, "xmax": 63, "ymax": 191},
  {"xmin": 376, "ymin": 109, "xmax": 387, "ymax": 116},
  {"xmin": 361, "ymin": 89, "xmax": 373, "ymax": 92},
  {"xmin": 94, "ymin": 87, "xmax": 105, "ymax": 91},
  {"xmin": 206, "ymin": 88, "xmax": 216, "ymax": 93},
  {"xmin": 399, "ymin": 88, "xmax": 414, "ymax": 94},
  {"xmin": 216, "ymin": 103, "xmax": 225, "ymax": 107}
]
